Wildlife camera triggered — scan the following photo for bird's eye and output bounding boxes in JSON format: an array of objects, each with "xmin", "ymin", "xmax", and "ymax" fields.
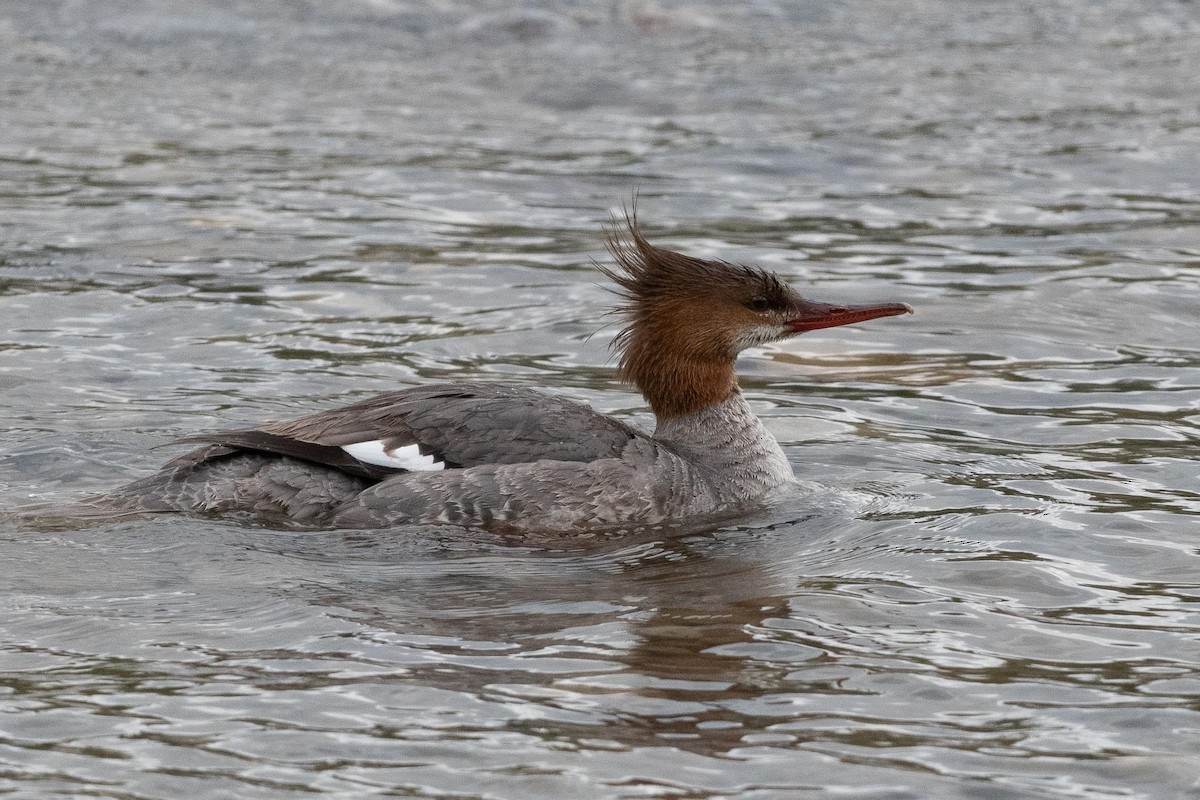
[{"xmin": 746, "ymin": 295, "xmax": 771, "ymax": 312}]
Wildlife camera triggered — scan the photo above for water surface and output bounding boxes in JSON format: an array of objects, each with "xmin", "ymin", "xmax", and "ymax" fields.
[{"xmin": 1, "ymin": 2, "xmax": 1198, "ymax": 798}]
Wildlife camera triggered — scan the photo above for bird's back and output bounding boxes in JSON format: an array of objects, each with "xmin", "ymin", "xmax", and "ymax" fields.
[{"xmin": 70, "ymin": 383, "xmax": 654, "ymax": 527}]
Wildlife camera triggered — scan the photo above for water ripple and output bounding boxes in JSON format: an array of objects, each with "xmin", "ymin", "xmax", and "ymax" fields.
[{"xmin": 3, "ymin": 1, "xmax": 1200, "ymax": 798}]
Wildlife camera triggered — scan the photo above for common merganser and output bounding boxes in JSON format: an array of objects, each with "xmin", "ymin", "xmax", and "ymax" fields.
[{"xmin": 79, "ymin": 216, "xmax": 911, "ymax": 531}]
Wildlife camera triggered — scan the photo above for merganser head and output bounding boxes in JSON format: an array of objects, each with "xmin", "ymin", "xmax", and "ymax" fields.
[{"xmin": 602, "ymin": 214, "xmax": 912, "ymax": 419}]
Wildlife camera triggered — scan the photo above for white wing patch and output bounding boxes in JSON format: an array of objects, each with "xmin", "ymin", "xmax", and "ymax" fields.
[{"xmin": 341, "ymin": 441, "xmax": 445, "ymax": 472}]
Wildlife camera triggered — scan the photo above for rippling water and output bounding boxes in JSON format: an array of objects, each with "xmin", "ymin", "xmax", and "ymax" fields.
[{"xmin": 2, "ymin": 1, "xmax": 1199, "ymax": 798}]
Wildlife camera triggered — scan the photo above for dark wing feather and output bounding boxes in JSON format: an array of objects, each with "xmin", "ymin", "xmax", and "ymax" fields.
[
  {"xmin": 168, "ymin": 433, "xmax": 397, "ymax": 480},
  {"xmin": 175, "ymin": 383, "xmax": 641, "ymax": 478}
]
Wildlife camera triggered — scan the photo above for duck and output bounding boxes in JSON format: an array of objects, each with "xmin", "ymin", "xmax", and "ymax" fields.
[{"xmin": 78, "ymin": 215, "xmax": 911, "ymax": 531}]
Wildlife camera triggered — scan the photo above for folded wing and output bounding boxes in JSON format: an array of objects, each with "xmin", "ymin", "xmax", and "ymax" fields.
[{"xmin": 168, "ymin": 383, "xmax": 643, "ymax": 481}]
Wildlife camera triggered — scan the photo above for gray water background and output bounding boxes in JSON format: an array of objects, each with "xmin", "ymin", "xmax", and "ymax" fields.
[{"xmin": 1, "ymin": 1, "xmax": 1198, "ymax": 798}]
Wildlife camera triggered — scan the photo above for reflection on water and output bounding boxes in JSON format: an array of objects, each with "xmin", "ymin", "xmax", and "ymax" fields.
[{"xmin": 2, "ymin": 1, "xmax": 1199, "ymax": 798}]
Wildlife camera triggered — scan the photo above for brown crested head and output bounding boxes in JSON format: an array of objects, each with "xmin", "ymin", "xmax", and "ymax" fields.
[{"xmin": 600, "ymin": 213, "xmax": 912, "ymax": 420}]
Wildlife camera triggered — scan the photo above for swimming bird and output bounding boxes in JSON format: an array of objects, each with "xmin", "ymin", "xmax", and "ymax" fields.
[{"xmin": 81, "ymin": 216, "xmax": 911, "ymax": 531}]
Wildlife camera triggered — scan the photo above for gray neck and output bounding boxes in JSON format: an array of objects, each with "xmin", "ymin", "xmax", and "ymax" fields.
[{"xmin": 652, "ymin": 389, "xmax": 795, "ymax": 503}]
